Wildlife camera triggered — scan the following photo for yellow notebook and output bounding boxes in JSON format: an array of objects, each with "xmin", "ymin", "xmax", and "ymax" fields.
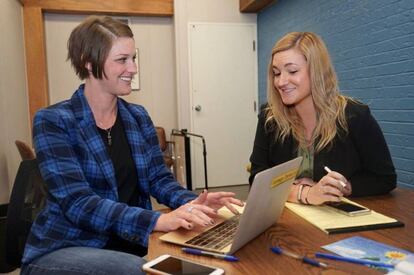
[{"xmin": 285, "ymin": 198, "xmax": 404, "ymax": 234}]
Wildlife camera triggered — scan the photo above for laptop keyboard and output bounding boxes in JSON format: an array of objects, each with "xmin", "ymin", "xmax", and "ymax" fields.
[{"xmin": 185, "ymin": 215, "xmax": 241, "ymax": 251}]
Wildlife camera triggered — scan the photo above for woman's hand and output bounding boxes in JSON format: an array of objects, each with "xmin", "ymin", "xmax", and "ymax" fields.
[
  {"xmin": 153, "ymin": 190, "xmax": 243, "ymax": 232},
  {"xmin": 307, "ymin": 171, "xmax": 350, "ymax": 205},
  {"xmin": 341, "ymin": 180, "xmax": 352, "ymax": 196},
  {"xmin": 191, "ymin": 189, "xmax": 244, "ymax": 215},
  {"xmin": 154, "ymin": 203, "xmax": 217, "ymax": 232}
]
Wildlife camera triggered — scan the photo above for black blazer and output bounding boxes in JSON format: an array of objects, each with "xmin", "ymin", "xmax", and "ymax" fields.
[{"xmin": 249, "ymin": 101, "xmax": 396, "ymax": 197}]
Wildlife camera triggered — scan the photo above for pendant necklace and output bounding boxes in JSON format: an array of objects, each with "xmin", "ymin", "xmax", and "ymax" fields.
[
  {"xmin": 98, "ymin": 109, "xmax": 117, "ymax": 147},
  {"xmin": 105, "ymin": 127, "xmax": 112, "ymax": 146}
]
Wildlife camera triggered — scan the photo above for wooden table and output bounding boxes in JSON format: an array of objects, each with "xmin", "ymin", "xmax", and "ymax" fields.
[{"xmin": 148, "ymin": 188, "xmax": 414, "ymax": 274}]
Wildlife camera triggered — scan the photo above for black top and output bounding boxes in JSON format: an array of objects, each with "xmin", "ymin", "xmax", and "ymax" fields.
[
  {"xmin": 97, "ymin": 113, "xmax": 147, "ymax": 256},
  {"xmin": 249, "ymin": 100, "xmax": 396, "ymax": 197}
]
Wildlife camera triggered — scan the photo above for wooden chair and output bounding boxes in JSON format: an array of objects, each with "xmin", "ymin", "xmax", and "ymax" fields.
[
  {"xmin": 155, "ymin": 127, "xmax": 174, "ymax": 169},
  {"xmin": 15, "ymin": 140, "xmax": 35, "ymax": 160}
]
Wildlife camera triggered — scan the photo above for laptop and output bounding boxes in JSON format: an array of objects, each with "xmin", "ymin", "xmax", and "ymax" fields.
[{"xmin": 159, "ymin": 156, "xmax": 303, "ymax": 254}]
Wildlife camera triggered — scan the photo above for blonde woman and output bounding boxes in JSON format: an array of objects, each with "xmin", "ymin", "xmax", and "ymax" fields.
[{"xmin": 249, "ymin": 32, "xmax": 396, "ymax": 205}]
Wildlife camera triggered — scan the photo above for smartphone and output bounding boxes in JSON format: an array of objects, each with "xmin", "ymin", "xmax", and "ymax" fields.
[
  {"xmin": 142, "ymin": 254, "xmax": 225, "ymax": 275},
  {"xmin": 326, "ymin": 201, "xmax": 371, "ymax": 216}
]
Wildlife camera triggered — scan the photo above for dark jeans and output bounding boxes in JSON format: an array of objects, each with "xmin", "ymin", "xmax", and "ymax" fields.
[{"xmin": 21, "ymin": 246, "xmax": 146, "ymax": 275}]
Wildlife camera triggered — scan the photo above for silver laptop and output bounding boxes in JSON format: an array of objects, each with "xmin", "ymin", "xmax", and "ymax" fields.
[{"xmin": 159, "ymin": 157, "xmax": 303, "ymax": 254}]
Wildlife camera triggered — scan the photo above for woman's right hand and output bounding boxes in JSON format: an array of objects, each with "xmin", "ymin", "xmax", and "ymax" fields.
[
  {"xmin": 154, "ymin": 203, "xmax": 217, "ymax": 232},
  {"xmin": 306, "ymin": 172, "xmax": 347, "ymax": 205}
]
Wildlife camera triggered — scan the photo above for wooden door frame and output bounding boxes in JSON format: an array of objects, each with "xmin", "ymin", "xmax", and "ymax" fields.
[{"xmin": 21, "ymin": 0, "xmax": 173, "ymax": 127}]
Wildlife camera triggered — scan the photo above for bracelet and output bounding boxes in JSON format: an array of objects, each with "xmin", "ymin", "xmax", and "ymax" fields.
[
  {"xmin": 304, "ymin": 186, "xmax": 312, "ymax": 204},
  {"xmin": 297, "ymin": 184, "xmax": 304, "ymax": 204},
  {"xmin": 299, "ymin": 185, "xmax": 310, "ymax": 204}
]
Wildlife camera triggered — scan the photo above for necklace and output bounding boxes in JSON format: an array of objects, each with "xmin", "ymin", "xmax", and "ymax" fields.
[
  {"xmin": 97, "ymin": 109, "xmax": 117, "ymax": 147},
  {"xmin": 105, "ymin": 127, "xmax": 112, "ymax": 146}
]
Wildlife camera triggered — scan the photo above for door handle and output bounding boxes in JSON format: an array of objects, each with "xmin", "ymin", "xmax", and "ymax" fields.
[{"xmin": 194, "ymin": 105, "xmax": 202, "ymax": 112}]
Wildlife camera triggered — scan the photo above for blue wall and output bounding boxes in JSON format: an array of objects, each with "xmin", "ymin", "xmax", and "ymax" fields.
[{"xmin": 258, "ymin": 0, "xmax": 414, "ymax": 188}]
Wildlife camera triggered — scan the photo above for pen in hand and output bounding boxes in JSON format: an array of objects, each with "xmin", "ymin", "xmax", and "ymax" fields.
[
  {"xmin": 324, "ymin": 166, "xmax": 347, "ymax": 188},
  {"xmin": 271, "ymin": 247, "xmax": 328, "ymax": 268},
  {"xmin": 182, "ymin": 247, "xmax": 239, "ymax": 262}
]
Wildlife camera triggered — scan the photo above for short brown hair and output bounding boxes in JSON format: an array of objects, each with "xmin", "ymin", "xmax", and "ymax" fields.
[{"xmin": 67, "ymin": 15, "xmax": 133, "ymax": 80}]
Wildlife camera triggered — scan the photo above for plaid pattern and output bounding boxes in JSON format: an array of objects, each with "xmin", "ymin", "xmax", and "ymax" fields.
[{"xmin": 22, "ymin": 85, "xmax": 196, "ymax": 264}]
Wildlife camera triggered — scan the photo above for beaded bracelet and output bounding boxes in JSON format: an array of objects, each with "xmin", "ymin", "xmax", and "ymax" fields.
[
  {"xmin": 304, "ymin": 185, "xmax": 312, "ymax": 204},
  {"xmin": 296, "ymin": 182, "xmax": 314, "ymax": 204},
  {"xmin": 297, "ymin": 184, "xmax": 304, "ymax": 203},
  {"xmin": 299, "ymin": 185, "xmax": 310, "ymax": 204}
]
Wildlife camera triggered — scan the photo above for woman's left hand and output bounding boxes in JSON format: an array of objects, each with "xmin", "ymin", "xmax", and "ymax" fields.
[{"xmin": 191, "ymin": 190, "xmax": 244, "ymax": 215}]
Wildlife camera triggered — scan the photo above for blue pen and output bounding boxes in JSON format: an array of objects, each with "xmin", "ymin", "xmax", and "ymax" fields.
[
  {"xmin": 182, "ymin": 247, "xmax": 239, "ymax": 262},
  {"xmin": 315, "ymin": 252, "xmax": 395, "ymax": 268},
  {"xmin": 271, "ymin": 247, "xmax": 328, "ymax": 268}
]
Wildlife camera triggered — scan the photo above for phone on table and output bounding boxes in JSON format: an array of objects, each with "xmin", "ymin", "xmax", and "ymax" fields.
[
  {"xmin": 326, "ymin": 201, "xmax": 370, "ymax": 216},
  {"xmin": 142, "ymin": 254, "xmax": 225, "ymax": 275}
]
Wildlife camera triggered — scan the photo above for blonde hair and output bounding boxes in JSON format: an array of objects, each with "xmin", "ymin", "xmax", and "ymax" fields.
[{"xmin": 266, "ymin": 32, "xmax": 349, "ymax": 152}]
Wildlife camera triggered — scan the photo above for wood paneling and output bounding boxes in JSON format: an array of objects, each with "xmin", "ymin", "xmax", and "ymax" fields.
[
  {"xmin": 21, "ymin": 0, "xmax": 173, "ymax": 127},
  {"xmin": 239, "ymin": 0, "xmax": 276, "ymax": 13},
  {"xmin": 23, "ymin": 0, "xmax": 173, "ymax": 16},
  {"xmin": 23, "ymin": 6, "xmax": 49, "ymax": 125}
]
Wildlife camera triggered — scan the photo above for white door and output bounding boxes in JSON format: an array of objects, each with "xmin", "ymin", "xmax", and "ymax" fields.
[{"xmin": 188, "ymin": 23, "xmax": 258, "ymax": 189}]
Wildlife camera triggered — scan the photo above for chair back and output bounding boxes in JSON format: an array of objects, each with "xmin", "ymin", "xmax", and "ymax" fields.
[
  {"xmin": 155, "ymin": 127, "xmax": 174, "ymax": 168},
  {"xmin": 15, "ymin": 140, "xmax": 35, "ymax": 160},
  {"xmin": 155, "ymin": 127, "xmax": 167, "ymax": 151},
  {"xmin": 6, "ymin": 159, "xmax": 46, "ymax": 267}
]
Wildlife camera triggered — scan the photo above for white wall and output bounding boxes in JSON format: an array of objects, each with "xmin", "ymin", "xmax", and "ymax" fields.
[
  {"xmin": 0, "ymin": 0, "xmax": 30, "ymax": 204},
  {"xmin": 44, "ymin": 1, "xmax": 256, "ymax": 144},
  {"xmin": 174, "ymin": 0, "xmax": 257, "ymax": 130},
  {"xmin": 0, "ymin": 1, "xmax": 257, "ymax": 202},
  {"xmin": 45, "ymin": 14, "xmax": 177, "ymax": 135}
]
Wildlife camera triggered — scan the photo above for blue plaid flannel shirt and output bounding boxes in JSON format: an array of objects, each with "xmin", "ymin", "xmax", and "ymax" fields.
[{"xmin": 22, "ymin": 85, "xmax": 196, "ymax": 264}]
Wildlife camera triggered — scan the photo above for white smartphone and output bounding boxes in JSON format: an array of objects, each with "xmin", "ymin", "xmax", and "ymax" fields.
[
  {"xmin": 326, "ymin": 201, "xmax": 371, "ymax": 216},
  {"xmin": 142, "ymin": 254, "xmax": 225, "ymax": 275}
]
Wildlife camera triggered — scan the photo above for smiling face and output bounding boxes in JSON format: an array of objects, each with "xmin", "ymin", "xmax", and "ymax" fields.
[
  {"xmin": 97, "ymin": 37, "xmax": 137, "ymax": 96},
  {"xmin": 272, "ymin": 48, "xmax": 312, "ymax": 109}
]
